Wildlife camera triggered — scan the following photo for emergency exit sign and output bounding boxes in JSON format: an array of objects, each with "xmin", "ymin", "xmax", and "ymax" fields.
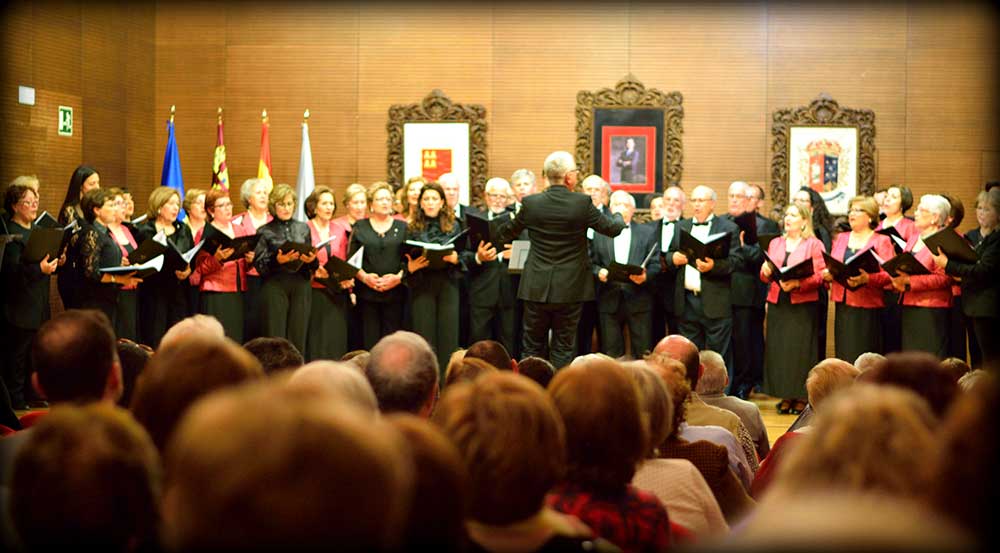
[{"xmin": 58, "ymin": 106, "xmax": 73, "ymax": 136}]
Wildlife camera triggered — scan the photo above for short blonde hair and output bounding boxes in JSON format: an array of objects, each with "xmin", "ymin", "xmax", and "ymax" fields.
[
  {"xmin": 267, "ymin": 183, "xmax": 297, "ymax": 217},
  {"xmin": 146, "ymin": 186, "xmax": 181, "ymax": 220},
  {"xmin": 805, "ymin": 358, "xmax": 860, "ymax": 411},
  {"xmin": 343, "ymin": 183, "xmax": 367, "ymax": 206},
  {"xmin": 183, "ymin": 188, "xmax": 207, "ymax": 213}
]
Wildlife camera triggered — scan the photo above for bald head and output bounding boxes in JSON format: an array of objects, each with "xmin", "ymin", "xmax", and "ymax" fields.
[
  {"xmin": 366, "ymin": 332, "xmax": 439, "ymax": 416},
  {"xmin": 653, "ymin": 335, "xmax": 701, "ymax": 387}
]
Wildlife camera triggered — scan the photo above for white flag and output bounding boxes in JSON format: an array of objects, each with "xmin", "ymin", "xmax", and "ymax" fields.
[{"xmin": 294, "ymin": 121, "xmax": 315, "ymax": 221}]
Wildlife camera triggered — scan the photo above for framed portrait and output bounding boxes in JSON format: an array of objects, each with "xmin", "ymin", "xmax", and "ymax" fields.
[
  {"xmin": 577, "ymin": 75, "xmax": 684, "ymax": 211},
  {"xmin": 787, "ymin": 126, "xmax": 858, "ymax": 215},
  {"xmin": 771, "ymin": 94, "xmax": 876, "ymax": 218},
  {"xmin": 388, "ymin": 90, "xmax": 488, "ymax": 208}
]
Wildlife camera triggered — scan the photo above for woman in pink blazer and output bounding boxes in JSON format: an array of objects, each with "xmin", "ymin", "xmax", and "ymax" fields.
[
  {"xmin": 876, "ymin": 184, "xmax": 917, "ymax": 354},
  {"xmin": 760, "ymin": 204, "xmax": 827, "ymax": 411},
  {"xmin": 822, "ymin": 196, "xmax": 895, "ymax": 363},
  {"xmin": 194, "ymin": 189, "xmax": 252, "ymax": 343},
  {"xmin": 234, "ymin": 178, "xmax": 272, "ymax": 341},
  {"xmin": 305, "ymin": 186, "xmax": 355, "ymax": 362},
  {"xmin": 889, "ymin": 194, "xmax": 954, "ymax": 358}
]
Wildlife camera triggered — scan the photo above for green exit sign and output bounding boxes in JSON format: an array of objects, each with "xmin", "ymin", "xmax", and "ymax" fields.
[{"xmin": 58, "ymin": 106, "xmax": 73, "ymax": 136}]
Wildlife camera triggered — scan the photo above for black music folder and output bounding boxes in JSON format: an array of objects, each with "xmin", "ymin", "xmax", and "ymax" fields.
[
  {"xmin": 100, "ymin": 255, "xmax": 164, "ymax": 280},
  {"xmin": 465, "ymin": 212, "xmax": 495, "ymax": 249},
  {"xmin": 922, "ymin": 228, "xmax": 978, "ymax": 264},
  {"xmin": 880, "ymin": 252, "xmax": 931, "ymax": 277},
  {"xmin": 822, "ymin": 248, "xmax": 883, "ymax": 290},
  {"xmin": 876, "ymin": 226, "xmax": 907, "ymax": 254},
  {"xmin": 762, "ymin": 251, "xmax": 815, "ymax": 282},
  {"xmin": 606, "ymin": 245, "xmax": 658, "ymax": 284},
  {"xmin": 403, "ymin": 240, "xmax": 455, "ymax": 270},
  {"xmin": 679, "ymin": 229, "xmax": 731, "ymax": 266},
  {"xmin": 732, "ymin": 211, "xmax": 758, "ymax": 246},
  {"xmin": 201, "ymin": 225, "xmax": 261, "ymax": 263}
]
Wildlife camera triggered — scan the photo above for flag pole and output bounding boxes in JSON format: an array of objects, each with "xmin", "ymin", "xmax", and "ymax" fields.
[
  {"xmin": 169, "ymin": 104, "xmax": 175, "ymax": 123},
  {"xmin": 304, "ymin": 108, "xmax": 310, "ymax": 123},
  {"xmin": 262, "ymin": 109, "xmax": 268, "ymax": 123},
  {"xmin": 217, "ymin": 106, "xmax": 223, "ymax": 123}
]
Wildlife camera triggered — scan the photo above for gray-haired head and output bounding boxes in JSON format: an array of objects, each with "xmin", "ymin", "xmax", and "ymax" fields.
[
  {"xmin": 696, "ymin": 350, "xmax": 728, "ymax": 395},
  {"xmin": 919, "ymin": 194, "xmax": 951, "ymax": 228},
  {"xmin": 543, "ymin": 151, "xmax": 577, "ymax": 187},
  {"xmin": 289, "ymin": 361, "xmax": 379, "ymax": 415}
]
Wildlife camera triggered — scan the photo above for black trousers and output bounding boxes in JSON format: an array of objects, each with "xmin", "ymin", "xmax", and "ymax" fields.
[
  {"xmin": 1, "ymin": 323, "xmax": 37, "ymax": 409},
  {"xmin": 731, "ymin": 305, "xmax": 765, "ymax": 396},
  {"xmin": 243, "ymin": 274, "xmax": 264, "ymax": 342},
  {"xmin": 306, "ymin": 288, "xmax": 350, "ymax": 362},
  {"xmin": 678, "ymin": 291, "xmax": 733, "ymax": 372},
  {"xmin": 523, "ymin": 300, "xmax": 582, "ymax": 370},
  {"xmin": 576, "ymin": 299, "xmax": 599, "ymax": 355},
  {"xmin": 360, "ymin": 298, "xmax": 404, "ymax": 350},
  {"xmin": 971, "ymin": 316, "xmax": 998, "ymax": 367},
  {"xmin": 470, "ymin": 302, "xmax": 516, "ymax": 358},
  {"xmin": 260, "ymin": 272, "xmax": 312, "ymax": 354},
  {"xmin": 411, "ymin": 277, "xmax": 460, "ymax": 375},
  {"xmin": 599, "ymin": 305, "xmax": 652, "ymax": 359}
]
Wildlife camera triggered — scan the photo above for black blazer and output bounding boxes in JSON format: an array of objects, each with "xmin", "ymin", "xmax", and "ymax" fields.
[
  {"xmin": 727, "ymin": 212, "xmax": 780, "ymax": 308},
  {"xmin": 1, "ymin": 215, "xmax": 51, "ymax": 329},
  {"xmin": 496, "ymin": 185, "xmax": 625, "ymax": 303},
  {"xmin": 253, "ymin": 218, "xmax": 317, "ymax": 279},
  {"xmin": 664, "ymin": 216, "xmax": 740, "ymax": 319},
  {"xmin": 651, "ymin": 218, "xmax": 681, "ymax": 314},
  {"xmin": 590, "ymin": 221, "xmax": 659, "ymax": 314},
  {"xmin": 466, "ymin": 207, "xmax": 517, "ymax": 308},
  {"xmin": 946, "ymin": 229, "xmax": 999, "ymax": 318}
]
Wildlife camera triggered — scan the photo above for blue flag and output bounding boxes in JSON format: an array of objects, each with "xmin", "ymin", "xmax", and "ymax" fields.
[{"xmin": 161, "ymin": 120, "xmax": 186, "ymax": 221}]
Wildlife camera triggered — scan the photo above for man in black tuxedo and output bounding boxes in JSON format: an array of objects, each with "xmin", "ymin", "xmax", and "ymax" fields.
[
  {"xmin": 650, "ymin": 186, "xmax": 686, "ymax": 343},
  {"xmin": 439, "ymin": 172, "xmax": 473, "ymax": 346},
  {"xmin": 724, "ymin": 182, "xmax": 781, "ymax": 398},
  {"xmin": 578, "ymin": 175, "xmax": 611, "ymax": 355},
  {"xmin": 467, "ymin": 178, "xmax": 519, "ymax": 354},
  {"xmin": 591, "ymin": 191, "xmax": 659, "ymax": 358},
  {"xmin": 665, "ymin": 185, "xmax": 740, "ymax": 372},
  {"xmin": 496, "ymin": 152, "xmax": 625, "ymax": 369}
]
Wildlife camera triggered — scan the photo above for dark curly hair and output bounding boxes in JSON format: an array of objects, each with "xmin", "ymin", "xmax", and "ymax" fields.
[{"xmin": 798, "ymin": 186, "xmax": 835, "ymax": 240}]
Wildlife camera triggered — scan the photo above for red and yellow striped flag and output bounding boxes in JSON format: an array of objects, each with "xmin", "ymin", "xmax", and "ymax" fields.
[{"xmin": 257, "ymin": 110, "xmax": 273, "ymax": 188}]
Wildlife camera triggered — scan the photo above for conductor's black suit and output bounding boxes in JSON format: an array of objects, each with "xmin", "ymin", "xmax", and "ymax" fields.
[{"xmin": 496, "ymin": 184, "xmax": 625, "ymax": 369}]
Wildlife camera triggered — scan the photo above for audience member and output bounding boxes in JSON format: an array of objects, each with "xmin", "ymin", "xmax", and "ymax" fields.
[
  {"xmin": 8, "ymin": 404, "xmax": 160, "ymax": 552},
  {"xmin": 341, "ymin": 349, "xmax": 370, "ymax": 370},
  {"xmin": 865, "ymin": 351, "xmax": 958, "ymax": 419},
  {"xmin": 387, "ymin": 414, "xmax": 469, "ymax": 552},
  {"xmin": 853, "ymin": 351, "xmax": 886, "ymax": 373},
  {"xmin": 697, "ymin": 350, "xmax": 770, "ymax": 460},
  {"xmin": 365, "ymin": 331, "xmax": 439, "ymax": 416},
  {"xmin": 130, "ymin": 334, "xmax": 264, "ymax": 451},
  {"xmin": 444, "ymin": 357, "xmax": 498, "ymax": 388},
  {"xmin": 242, "ymin": 336, "xmax": 305, "ymax": 374},
  {"xmin": 752, "ymin": 358, "xmax": 859, "ymax": 499},
  {"xmin": 159, "ymin": 314, "xmax": 225, "ymax": 350},
  {"xmin": 161, "ymin": 380, "xmax": 413, "ymax": 551},
  {"xmin": 287, "ymin": 360, "xmax": 379, "ymax": 415},
  {"xmin": 624, "ymin": 361, "xmax": 729, "ymax": 539},
  {"xmin": 434, "ymin": 372, "xmax": 619, "ymax": 553},
  {"xmin": 939, "ymin": 356, "xmax": 971, "ymax": 383},
  {"xmin": 647, "ymin": 355, "xmax": 754, "ymax": 523},
  {"xmin": 547, "ymin": 359, "xmax": 672, "ymax": 552},
  {"xmin": 957, "ymin": 369, "xmax": 988, "ymax": 392},
  {"xmin": 465, "ymin": 339, "xmax": 517, "ymax": 371},
  {"xmin": 517, "ymin": 356, "xmax": 556, "ymax": 388}
]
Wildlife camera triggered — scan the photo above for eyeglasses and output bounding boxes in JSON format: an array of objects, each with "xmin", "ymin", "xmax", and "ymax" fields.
[
  {"xmin": 19, "ymin": 199, "xmax": 39, "ymax": 207},
  {"xmin": 486, "ymin": 193, "xmax": 507, "ymax": 199},
  {"xmin": 214, "ymin": 201, "xmax": 233, "ymax": 208}
]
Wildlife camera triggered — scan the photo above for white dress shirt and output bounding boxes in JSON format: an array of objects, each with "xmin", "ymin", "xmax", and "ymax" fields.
[{"xmin": 684, "ymin": 215, "xmax": 714, "ymax": 293}]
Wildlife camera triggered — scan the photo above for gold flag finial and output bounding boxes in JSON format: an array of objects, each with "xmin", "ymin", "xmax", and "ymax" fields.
[
  {"xmin": 169, "ymin": 105, "xmax": 176, "ymax": 123},
  {"xmin": 217, "ymin": 106, "xmax": 223, "ymax": 121},
  {"xmin": 262, "ymin": 109, "xmax": 268, "ymax": 123},
  {"xmin": 304, "ymin": 108, "xmax": 310, "ymax": 122}
]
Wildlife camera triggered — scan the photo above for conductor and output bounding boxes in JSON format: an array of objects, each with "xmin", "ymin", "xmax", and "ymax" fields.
[{"xmin": 495, "ymin": 151, "xmax": 626, "ymax": 369}]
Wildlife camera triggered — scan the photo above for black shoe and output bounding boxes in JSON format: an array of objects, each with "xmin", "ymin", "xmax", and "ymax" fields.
[{"xmin": 26, "ymin": 399, "xmax": 49, "ymax": 409}]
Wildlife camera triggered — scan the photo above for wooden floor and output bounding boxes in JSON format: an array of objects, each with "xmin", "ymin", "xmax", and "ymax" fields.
[{"xmin": 749, "ymin": 393, "xmax": 801, "ymax": 446}]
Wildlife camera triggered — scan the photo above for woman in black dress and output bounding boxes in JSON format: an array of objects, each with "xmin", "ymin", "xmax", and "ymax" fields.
[
  {"xmin": 253, "ymin": 183, "xmax": 317, "ymax": 354},
  {"xmin": 134, "ymin": 187, "xmax": 194, "ymax": 347},
  {"xmin": 405, "ymin": 181, "xmax": 472, "ymax": 373},
  {"xmin": 106, "ymin": 187, "xmax": 140, "ymax": 341},
  {"xmin": 350, "ymin": 182, "xmax": 407, "ymax": 349},
  {"xmin": 56, "ymin": 165, "xmax": 100, "ymax": 309},
  {"xmin": 2, "ymin": 184, "xmax": 59, "ymax": 410},
  {"xmin": 77, "ymin": 188, "xmax": 144, "ymax": 322}
]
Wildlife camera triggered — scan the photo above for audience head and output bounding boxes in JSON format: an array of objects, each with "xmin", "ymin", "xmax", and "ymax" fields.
[
  {"xmin": 622, "ymin": 361, "xmax": 674, "ymax": 457},
  {"xmin": 465, "ymin": 339, "xmax": 515, "ymax": 371},
  {"xmin": 927, "ymin": 372, "xmax": 998, "ymax": 545},
  {"xmin": 957, "ymin": 369, "xmax": 989, "ymax": 392},
  {"xmin": 159, "ymin": 314, "xmax": 225, "ymax": 350},
  {"xmin": 652, "ymin": 334, "xmax": 701, "ymax": 388},
  {"xmin": 366, "ymin": 331, "xmax": 439, "ymax": 416},
  {"xmin": 434, "ymin": 372, "xmax": 565, "ymax": 526},
  {"xmin": 695, "ymin": 350, "xmax": 728, "ymax": 395},
  {"xmin": 517, "ymin": 356, "xmax": 556, "ymax": 389},
  {"xmin": 645, "ymin": 354, "xmax": 690, "ymax": 439},
  {"xmin": 386, "ymin": 414, "xmax": 469, "ymax": 550},
  {"xmin": 31, "ymin": 309, "xmax": 121, "ymax": 404},
  {"xmin": 242, "ymin": 336, "xmax": 305, "ymax": 374},
  {"xmin": 543, "ymin": 151, "xmax": 579, "ymax": 190},
  {"xmin": 130, "ymin": 334, "xmax": 263, "ymax": 451},
  {"xmin": 341, "ymin": 349, "xmax": 370, "ymax": 370},
  {"xmin": 10, "ymin": 403, "xmax": 160, "ymax": 552},
  {"xmin": 116, "ymin": 338, "xmax": 152, "ymax": 408},
  {"xmin": 162, "ymin": 381, "xmax": 413, "ymax": 551},
  {"xmin": 805, "ymin": 358, "xmax": 861, "ymax": 411},
  {"xmin": 939, "ymin": 357, "xmax": 971, "ymax": 383},
  {"xmin": 548, "ymin": 359, "xmax": 647, "ymax": 495},
  {"xmin": 444, "ymin": 357, "xmax": 498, "ymax": 389},
  {"xmin": 287, "ymin": 361, "xmax": 379, "ymax": 415},
  {"xmin": 853, "ymin": 351, "xmax": 886, "ymax": 374},
  {"xmin": 774, "ymin": 384, "xmax": 937, "ymax": 499},
  {"xmin": 866, "ymin": 351, "xmax": 958, "ymax": 419}
]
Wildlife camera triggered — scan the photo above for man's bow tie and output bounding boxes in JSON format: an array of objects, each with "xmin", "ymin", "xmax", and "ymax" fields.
[
  {"xmin": 692, "ymin": 220, "xmax": 710, "ymax": 226},
  {"xmin": 663, "ymin": 220, "xmax": 676, "ymax": 226}
]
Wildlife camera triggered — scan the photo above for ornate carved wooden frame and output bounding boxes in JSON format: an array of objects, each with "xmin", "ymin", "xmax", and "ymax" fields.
[
  {"xmin": 575, "ymin": 75, "xmax": 685, "ymax": 188},
  {"xmin": 770, "ymin": 93, "xmax": 876, "ymax": 219},
  {"xmin": 387, "ymin": 90, "xmax": 488, "ymax": 207}
]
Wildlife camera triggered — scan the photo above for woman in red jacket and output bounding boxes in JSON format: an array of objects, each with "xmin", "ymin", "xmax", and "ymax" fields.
[
  {"xmin": 822, "ymin": 196, "xmax": 895, "ymax": 363},
  {"xmin": 890, "ymin": 194, "xmax": 954, "ymax": 358},
  {"xmin": 760, "ymin": 204, "xmax": 827, "ymax": 413},
  {"xmin": 194, "ymin": 188, "xmax": 253, "ymax": 343},
  {"xmin": 876, "ymin": 185, "xmax": 917, "ymax": 354}
]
